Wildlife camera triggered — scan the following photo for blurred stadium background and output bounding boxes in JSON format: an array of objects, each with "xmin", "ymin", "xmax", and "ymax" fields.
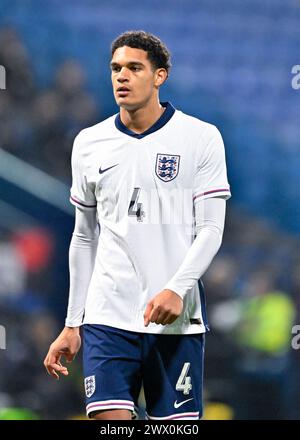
[{"xmin": 0, "ymin": 0, "xmax": 300, "ymax": 420}]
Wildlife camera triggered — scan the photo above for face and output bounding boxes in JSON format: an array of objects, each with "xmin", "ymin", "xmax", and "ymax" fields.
[{"xmin": 111, "ymin": 46, "xmax": 167, "ymax": 111}]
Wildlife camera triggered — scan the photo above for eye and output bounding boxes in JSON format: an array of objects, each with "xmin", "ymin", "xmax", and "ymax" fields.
[
  {"xmin": 131, "ymin": 66, "xmax": 141, "ymax": 71},
  {"xmin": 111, "ymin": 66, "xmax": 121, "ymax": 72}
]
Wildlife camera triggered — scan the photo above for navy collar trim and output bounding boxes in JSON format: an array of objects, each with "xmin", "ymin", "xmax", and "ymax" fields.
[{"xmin": 115, "ymin": 102, "xmax": 175, "ymax": 139}]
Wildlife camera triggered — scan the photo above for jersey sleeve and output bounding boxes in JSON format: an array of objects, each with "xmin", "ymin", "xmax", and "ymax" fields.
[
  {"xmin": 193, "ymin": 126, "xmax": 231, "ymax": 203},
  {"xmin": 69, "ymin": 133, "xmax": 97, "ymax": 210}
]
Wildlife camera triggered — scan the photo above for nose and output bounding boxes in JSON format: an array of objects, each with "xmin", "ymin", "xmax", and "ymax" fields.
[{"xmin": 117, "ymin": 67, "xmax": 130, "ymax": 83}]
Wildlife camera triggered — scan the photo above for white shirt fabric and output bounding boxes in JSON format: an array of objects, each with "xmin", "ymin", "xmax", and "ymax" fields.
[
  {"xmin": 65, "ymin": 102, "xmax": 231, "ymax": 334},
  {"xmin": 66, "ymin": 197, "xmax": 225, "ymax": 329}
]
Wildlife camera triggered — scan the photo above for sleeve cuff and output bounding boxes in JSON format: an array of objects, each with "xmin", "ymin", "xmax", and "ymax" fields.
[
  {"xmin": 70, "ymin": 195, "xmax": 97, "ymax": 209},
  {"xmin": 65, "ymin": 318, "xmax": 83, "ymax": 328},
  {"xmin": 193, "ymin": 188, "xmax": 231, "ymax": 202}
]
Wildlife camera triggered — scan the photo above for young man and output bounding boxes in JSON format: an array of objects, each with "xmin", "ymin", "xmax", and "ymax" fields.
[{"xmin": 44, "ymin": 30, "xmax": 231, "ymax": 420}]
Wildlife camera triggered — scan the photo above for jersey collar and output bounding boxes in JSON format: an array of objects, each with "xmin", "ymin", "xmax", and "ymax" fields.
[{"xmin": 115, "ymin": 101, "xmax": 175, "ymax": 139}]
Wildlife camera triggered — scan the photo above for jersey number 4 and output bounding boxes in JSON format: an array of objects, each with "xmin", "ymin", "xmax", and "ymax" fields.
[
  {"xmin": 128, "ymin": 187, "xmax": 145, "ymax": 222},
  {"xmin": 176, "ymin": 362, "xmax": 193, "ymax": 395}
]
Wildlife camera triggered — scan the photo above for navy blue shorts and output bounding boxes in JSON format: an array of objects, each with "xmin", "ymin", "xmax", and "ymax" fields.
[{"xmin": 83, "ymin": 324, "xmax": 205, "ymax": 420}]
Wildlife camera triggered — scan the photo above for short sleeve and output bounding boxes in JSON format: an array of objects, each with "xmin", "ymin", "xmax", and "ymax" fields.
[
  {"xmin": 69, "ymin": 133, "xmax": 97, "ymax": 209},
  {"xmin": 193, "ymin": 126, "xmax": 231, "ymax": 203}
]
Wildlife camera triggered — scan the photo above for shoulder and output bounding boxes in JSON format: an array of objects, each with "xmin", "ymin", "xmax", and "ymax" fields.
[
  {"xmin": 73, "ymin": 114, "xmax": 117, "ymax": 151},
  {"xmin": 175, "ymin": 109, "xmax": 221, "ymax": 143}
]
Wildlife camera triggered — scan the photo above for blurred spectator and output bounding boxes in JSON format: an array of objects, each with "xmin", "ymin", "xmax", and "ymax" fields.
[
  {"xmin": 232, "ymin": 272, "xmax": 295, "ymax": 419},
  {"xmin": 235, "ymin": 271, "xmax": 295, "ymax": 355},
  {"xmin": 0, "ymin": 27, "xmax": 99, "ymax": 182},
  {"xmin": 12, "ymin": 227, "xmax": 54, "ymax": 273},
  {"xmin": 0, "ymin": 240, "xmax": 26, "ymax": 298},
  {"xmin": 0, "ymin": 27, "xmax": 35, "ymax": 103}
]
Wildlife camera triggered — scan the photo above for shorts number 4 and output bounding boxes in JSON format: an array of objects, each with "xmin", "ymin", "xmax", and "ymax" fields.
[{"xmin": 176, "ymin": 362, "xmax": 192, "ymax": 395}]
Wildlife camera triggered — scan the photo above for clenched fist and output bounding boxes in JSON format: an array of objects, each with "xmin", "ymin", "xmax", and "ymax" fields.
[{"xmin": 144, "ymin": 289, "xmax": 183, "ymax": 327}]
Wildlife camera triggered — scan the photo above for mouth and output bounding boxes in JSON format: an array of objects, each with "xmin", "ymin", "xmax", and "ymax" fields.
[{"xmin": 116, "ymin": 86, "xmax": 130, "ymax": 97}]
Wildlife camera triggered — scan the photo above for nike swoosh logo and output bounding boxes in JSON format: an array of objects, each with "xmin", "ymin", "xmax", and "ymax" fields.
[
  {"xmin": 174, "ymin": 398, "xmax": 194, "ymax": 409},
  {"xmin": 99, "ymin": 164, "xmax": 119, "ymax": 174}
]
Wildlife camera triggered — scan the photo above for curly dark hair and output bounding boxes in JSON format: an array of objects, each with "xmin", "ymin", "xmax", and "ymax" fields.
[{"xmin": 111, "ymin": 30, "xmax": 171, "ymax": 76}]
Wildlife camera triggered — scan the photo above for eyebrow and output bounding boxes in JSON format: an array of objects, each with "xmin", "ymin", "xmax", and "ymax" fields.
[{"xmin": 110, "ymin": 61, "xmax": 145, "ymax": 68}]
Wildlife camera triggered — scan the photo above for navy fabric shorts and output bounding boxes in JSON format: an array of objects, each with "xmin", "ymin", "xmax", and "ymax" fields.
[{"xmin": 83, "ymin": 324, "xmax": 205, "ymax": 420}]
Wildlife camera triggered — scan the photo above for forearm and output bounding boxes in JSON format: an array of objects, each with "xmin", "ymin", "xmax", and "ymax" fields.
[
  {"xmin": 164, "ymin": 197, "xmax": 226, "ymax": 299},
  {"xmin": 65, "ymin": 207, "xmax": 99, "ymax": 327}
]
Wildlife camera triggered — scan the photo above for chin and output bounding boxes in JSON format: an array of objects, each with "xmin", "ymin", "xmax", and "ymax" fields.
[{"xmin": 117, "ymin": 100, "xmax": 140, "ymax": 111}]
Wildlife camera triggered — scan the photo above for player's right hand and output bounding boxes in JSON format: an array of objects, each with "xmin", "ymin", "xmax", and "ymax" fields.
[{"xmin": 44, "ymin": 326, "xmax": 81, "ymax": 380}]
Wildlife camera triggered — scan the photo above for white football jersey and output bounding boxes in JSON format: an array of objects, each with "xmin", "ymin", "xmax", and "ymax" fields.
[{"xmin": 70, "ymin": 102, "xmax": 231, "ymax": 334}]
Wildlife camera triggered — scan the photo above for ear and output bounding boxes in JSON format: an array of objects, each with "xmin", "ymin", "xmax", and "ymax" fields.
[{"xmin": 154, "ymin": 68, "xmax": 168, "ymax": 88}]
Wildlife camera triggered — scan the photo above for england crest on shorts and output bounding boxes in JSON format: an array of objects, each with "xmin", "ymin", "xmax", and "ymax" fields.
[
  {"xmin": 84, "ymin": 375, "xmax": 96, "ymax": 398},
  {"xmin": 155, "ymin": 154, "xmax": 180, "ymax": 182}
]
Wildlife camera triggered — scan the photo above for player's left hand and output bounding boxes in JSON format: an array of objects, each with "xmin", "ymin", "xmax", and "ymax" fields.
[{"xmin": 144, "ymin": 289, "xmax": 183, "ymax": 327}]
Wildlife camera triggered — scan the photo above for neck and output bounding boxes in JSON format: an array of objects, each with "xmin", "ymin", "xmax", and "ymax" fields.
[{"xmin": 120, "ymin": 98, "xmax": 165, "ymax": 134}]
